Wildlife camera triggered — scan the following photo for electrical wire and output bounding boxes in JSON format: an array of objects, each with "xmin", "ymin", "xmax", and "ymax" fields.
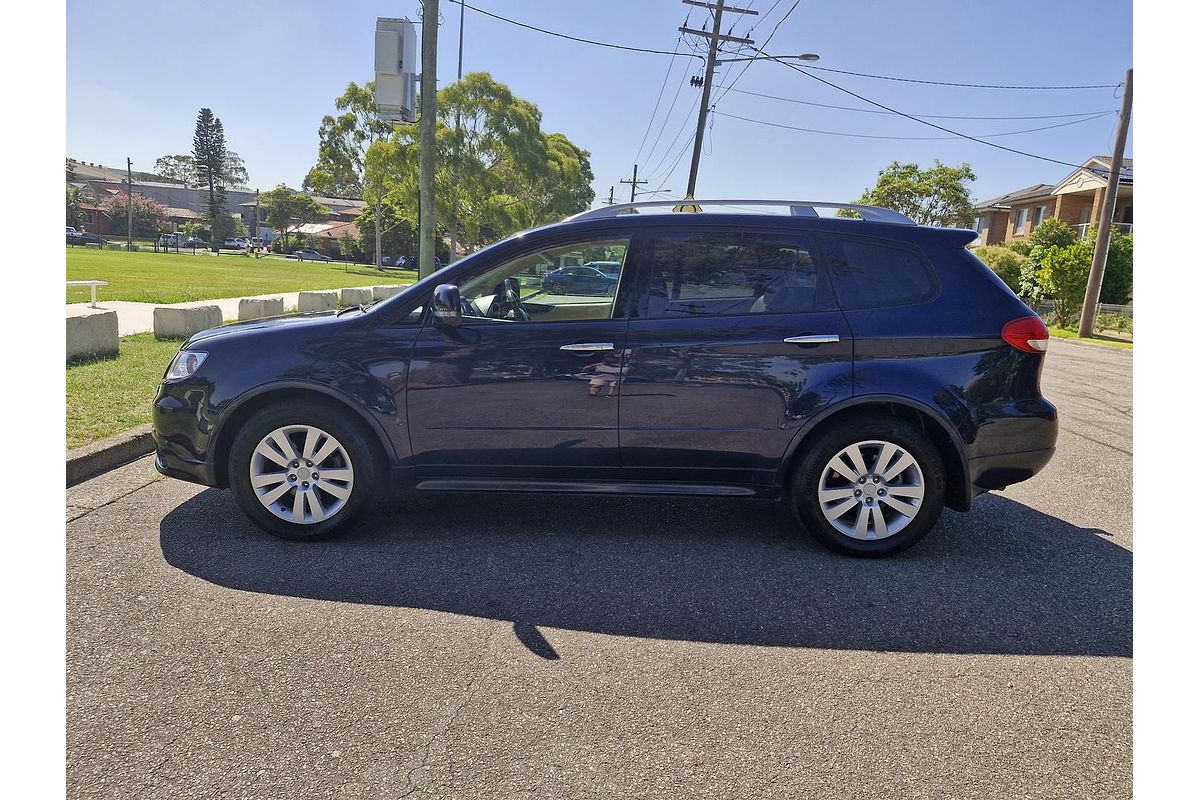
[
  {"xmin": 714, "ymin": 109, "xmax": 1115, "ymax": 140},
  {"xmin": 795, "ymin": 63, "xmax": 1122, "ymax": 90},
  {"xmin": 711, "ymin": 0, "xmax": 803, "ymax": 107},
  {"xmin": 757, "ymin": 51, "xmax": 1096, "ymax": 168},
  {"xmin": 634, "ymin": 36, "xmax": 687, "ymax": 164},
  {"xmin": 723, "ymin": 87, "xmax": 1119, "ymax": 120},
  {"xmin": 454, "ymin": 1, "xmax": 702, "ymax": 60}
]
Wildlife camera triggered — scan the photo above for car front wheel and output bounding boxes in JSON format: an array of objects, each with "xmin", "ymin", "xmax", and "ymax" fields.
[
  {"xmin": 790, "ymin": 417, "xmax": 946, "ymax": 557},
  {"xmin": 228, "ymin": 402, "xmax": 380, "ymax": 540}
]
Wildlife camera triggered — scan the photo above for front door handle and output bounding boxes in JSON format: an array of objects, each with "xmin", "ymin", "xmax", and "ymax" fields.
[
  {"xmin": 560, "ymin": 342, "xmax": 615, "ymax": 352},
  {"xmin": 784, "ymin": 334, "xmax": 840, "ymax": 345}
]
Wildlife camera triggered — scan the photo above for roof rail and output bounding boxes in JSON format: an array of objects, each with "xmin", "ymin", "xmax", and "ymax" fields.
[{"xmin": 565, "ymin": 199, "xmax": 916, "ymax": 225}]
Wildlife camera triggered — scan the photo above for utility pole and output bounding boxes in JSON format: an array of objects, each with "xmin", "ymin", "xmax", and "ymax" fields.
[
  {"xmin": 253, "ymin": 188, "xmax": 260, "ymax": 257},
  {"xmin": 125, "ymin": 157, "xmax": 134, "ymax": 251},
  {"xmin": 620, "ymin": 164, "xmax": 649, "ymax": 202},
  {"xmin": 680, "ymin": 0, "xmax": 756, "ymax": 197},
  {"xmin": 375, "ymin": 196, "xmax": 383, "ymax": 271},
  {"xmin": 418, "ymin": 0, "xmax": 440, "ymax": 279},
  {"xmin": 1078, "ymin": 68, "xmax": 1133, "ymax": 339},
  {"xmin": 603, "ymin": 186, "xmax": 616, "ymax": 205},
  {"xmin": 448, "ymin": 0, "xmax": 465, "ymax": 263}
]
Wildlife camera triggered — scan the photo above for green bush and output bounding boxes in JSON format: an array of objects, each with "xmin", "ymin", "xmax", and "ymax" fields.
[
  {"xmin": 1038, "ymin": 241, "xmax": 1093, "ymax": 327},
  {"xmin": 1029, "ymin": 218, "xmax": 1077, "ymax": 251},
  {"xmin": 1099, "ymin": 231, "xmax": 1133, "ymax": 304},
  {"xmin": 1003, "ymin": 240, "xmax": 1033, "ymax": 257},
  {"xmin": 973, "ymin": 246, "xmax": 1025, "ymax": 294},
  {"xmin": 1095, "ymin": 312, "xmax": 1132, "ymax": 335}
]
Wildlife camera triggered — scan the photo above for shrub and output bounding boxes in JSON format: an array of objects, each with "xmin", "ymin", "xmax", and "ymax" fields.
[
  {"xmin": 973, "ymin": 246, "xmax": 1025, "ymax": 294},
  {"xmin": 1099, "ymin": 230, "xmax": 1133, "ymax": 304},
  {"xmin": 1003, "ymin": 240, "xmax": 1033, "ymax": 257},
  {"xmin": 1095, "ymin": 312, "xmax": 1132, "ymax": 335},
  {"xmin": 1029, "ymin": 218, "xmax": 1077, "ymax": 251},
  {"xmin": 1038, "ymin": 241, "xmax": 1092, "ymax": 327}
]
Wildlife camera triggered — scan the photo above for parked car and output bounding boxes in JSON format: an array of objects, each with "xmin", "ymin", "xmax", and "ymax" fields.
[
  {"xmin": 185, "ymin": 237, "xmax": 208, "ymax": 248},
  {"xmin": 223, "ymin": 237, "xmax": 249, "ymax": 249},
  {"xmin": 152, "ymin": 200, "xmax": 1057, "ymax": 557},
  {"xmin": 67, "ymin": 230, "xmax": 107, "ymax": 246},
  {"xmin": 541, "ymin": 263, "xmax": 621, "ymax": 295},
  {"xmin": 289, "ymin": 249, "xmax": 332, "ymax": 262}
]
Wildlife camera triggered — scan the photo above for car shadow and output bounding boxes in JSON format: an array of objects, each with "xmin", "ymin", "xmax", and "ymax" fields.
[{"xmin": 160, "ymin": 490, "xmax": 1130, "ymax": 659}]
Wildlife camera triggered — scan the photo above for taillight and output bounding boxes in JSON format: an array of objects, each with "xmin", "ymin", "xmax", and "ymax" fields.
[{"xmin": 1002, "ymin": 315, "xmax": 1049, "ymax": 353}]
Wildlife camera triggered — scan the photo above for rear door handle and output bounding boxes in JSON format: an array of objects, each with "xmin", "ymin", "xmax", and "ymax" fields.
[
  {"xmin": 560, "ymin": 342, "xmax": 615, "ymax": 352},
  {"xmin": 784, "ymin": 334, "xmax": 840, "ymax": 345}
]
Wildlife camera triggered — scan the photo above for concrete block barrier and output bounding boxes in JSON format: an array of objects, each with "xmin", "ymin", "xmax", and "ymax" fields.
[
  {"xmin": 372, "ymin": 284, "xmax": 405, "ymax": 302},
  {"xmin": 238, "ymin": 297, "xmax": 286, "ymax": 321},
  {"xmin": 66, "ymin": 307, "xmax": 119, "ymax": 361},
  {"xmin": 298, "ymin": 290, "xmax": 340, "ymax": 313},
  {"xmin": 153, "ymin": 305, "xmax": 222, "ymax": 340},
  {"xmin": 341, "ymin": 287, "xmax": 374, "ymax": 306}
]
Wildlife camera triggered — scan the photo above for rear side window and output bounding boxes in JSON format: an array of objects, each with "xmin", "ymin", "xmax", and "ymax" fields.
[
  {"xmin": 642, "ymin": 231, "xmax": 826, "ymax": 318},
  {"xmin": 824, "ymin": 237, "xmax": 936, "ymax": 309}
]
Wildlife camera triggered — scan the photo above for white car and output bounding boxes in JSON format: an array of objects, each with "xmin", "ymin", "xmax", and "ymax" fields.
[{"xmin": 223, "ymin": 238, "xmax": 248, "ymax": 249}]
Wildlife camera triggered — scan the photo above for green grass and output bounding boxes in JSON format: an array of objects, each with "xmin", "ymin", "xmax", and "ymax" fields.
[
  {"xmin": 1047, "ymin": 325, "xmax": 1134, "ymax": 350},
  {"xmin": 66, "ymin": 247, "xmax": 416, "ymax": 304},
  {"xmin": 66, "ymin": 334, "xmax": 184, "ymax": 449}
]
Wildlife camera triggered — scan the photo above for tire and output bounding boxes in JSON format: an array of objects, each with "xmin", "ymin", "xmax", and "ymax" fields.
[
  {"xmin": 789, "ymin": 416, "xmax": 946, "ymax": 557},
  {"xmin": 228, "ymin": 401, "xmax": 381, "ymax": 541},
  {"xmin": 548, "ymin": 281, "xmax": 567, "ymax": 294}
]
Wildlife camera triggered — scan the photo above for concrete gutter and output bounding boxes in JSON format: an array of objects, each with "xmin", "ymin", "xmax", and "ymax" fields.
[{"xmin": 66, "ymin": 424, "xmax": 156, "ymax": 487}]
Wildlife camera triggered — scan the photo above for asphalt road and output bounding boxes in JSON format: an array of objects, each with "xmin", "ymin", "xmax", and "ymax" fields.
[{"xmin": 66, "ymin": 339, "xmax": 1132, "ymax": 799}]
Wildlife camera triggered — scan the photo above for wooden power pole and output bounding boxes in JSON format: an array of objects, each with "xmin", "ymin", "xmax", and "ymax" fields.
[
  {"xmin": 126, "ymin": 157, "xmax": 134, "ymax": 251},
  {"xmin": 1078, "ymin": 68, "xmax": 1133, "ymax": 338},
  {"xmin": 620, "ymin": 164, "xmax": 648, "ymax": 202},
  {"xmin": 418, "ymin": 0, "xmax": 439, "ymax": 279},
  {"xmin": 679, "ymin": 0, "xmax": 756, "ymax": 197}
]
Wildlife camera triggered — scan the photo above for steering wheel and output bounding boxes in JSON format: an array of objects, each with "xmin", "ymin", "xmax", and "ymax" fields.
[{"xmin": 486, "ymin": 278, "xmax": 530, "ymax": 322}]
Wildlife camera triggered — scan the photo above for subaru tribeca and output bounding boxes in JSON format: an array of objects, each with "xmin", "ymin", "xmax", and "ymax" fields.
[{"xmin": 153, "ymin": 200, "xmax": 1056, "ymax": 556}]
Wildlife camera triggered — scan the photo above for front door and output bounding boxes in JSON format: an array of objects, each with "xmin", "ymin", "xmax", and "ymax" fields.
[
  {"xmin": 407, "ymin": 233, "xmax": 637, "ymax": 480},
  {"xmin": 619, "ymin": 226, "xmax": 854, "ymax": 485}
]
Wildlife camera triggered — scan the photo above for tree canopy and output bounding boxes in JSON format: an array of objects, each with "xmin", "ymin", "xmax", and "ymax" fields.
[
  {"xmin": 853, "ymin": 160, "xmax": 977, "ymax": 227},
  {"xmin": 352, "ymin": 72, "xmax": 595, "ymax": 256},
  {"xmin": 259, "ymin": 185, "xmax": 329, "ymax": 248},
  {"xmin": 303, "ymin": 81, "xmax": 393, "ymax": 199}
]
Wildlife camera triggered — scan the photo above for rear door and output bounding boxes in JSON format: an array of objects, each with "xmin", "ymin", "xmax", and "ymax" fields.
[{"xmin": 618, "ymin": 226, "xmax": 854, "ymax": 485}]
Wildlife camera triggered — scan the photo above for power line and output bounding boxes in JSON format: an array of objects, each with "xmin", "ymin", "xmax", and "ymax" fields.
[
  {"xmin": 711, "ymin": 0, "xmax": 802, "ymax": 107},
  {"xmin": 454, "ymin": 1, "xmax": 702, "ymax": 60},
  {"xmin": 797, "ymin": 63, "xmax": 1122, "ymax": 90},
  {"xmin": 634, "ymin": 36, "xmax": 686, "ymax": 165},
  {"xmin": 757, "ymin": 50, "xmax": 1096, "ymax": 168},
  {"xmin": 724, "ymin": 86, "xmax": 1120, "ymax": 120},
  {"xmin": 714, "ymin": 109, "xmax": 1115, "ymax": 140}
]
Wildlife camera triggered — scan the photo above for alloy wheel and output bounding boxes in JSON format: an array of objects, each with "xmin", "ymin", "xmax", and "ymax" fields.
[
  {"xmin": 249, "ymin": 424, "xmax": 355, "ymax": 525},
  {"xmin": 817, "ymin": 439, "xmax": 925, "ymax": 540}
]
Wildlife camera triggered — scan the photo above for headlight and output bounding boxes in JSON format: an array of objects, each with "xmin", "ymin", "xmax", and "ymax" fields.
[{"xmin": 164, "ymin": 350, "xmax": 208, "ymax": 382}]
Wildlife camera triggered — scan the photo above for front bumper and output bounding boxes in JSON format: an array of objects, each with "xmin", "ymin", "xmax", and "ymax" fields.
[{"xmin": 152, "ymin": 380, "xmax": 220, "ymax": 486}]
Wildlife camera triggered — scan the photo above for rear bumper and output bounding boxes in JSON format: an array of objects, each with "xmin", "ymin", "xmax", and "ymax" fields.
[{"xmin": 968, "ymin": 446, "xmax": 1055, "ymax": 496}]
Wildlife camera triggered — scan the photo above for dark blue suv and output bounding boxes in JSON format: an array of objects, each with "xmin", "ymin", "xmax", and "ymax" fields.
[{"xmin": 153, "ymin": 200, "xmax": 1056, "ymax": 556}]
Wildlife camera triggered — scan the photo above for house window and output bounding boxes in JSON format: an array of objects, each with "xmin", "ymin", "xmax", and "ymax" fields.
[
  {"xmin": 973, "ymin": 216, "xmax": 984, "ymax": 233},
  {"xmin": 1032, "ymin": 205, "xmax": 1046, "ymax": 229},
  {"xmin": 1013, "ymin": 208, "xmax": 1029, "ymax": 235}
]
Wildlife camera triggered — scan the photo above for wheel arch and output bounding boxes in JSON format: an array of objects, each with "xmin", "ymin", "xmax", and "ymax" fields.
[
  {"xmin": 779, "ymin": 395, "xmax": 972, "ymax": 512},
  {"xmin": 210, "ymin": 381, "xmax": 396, "ymax": 488}
]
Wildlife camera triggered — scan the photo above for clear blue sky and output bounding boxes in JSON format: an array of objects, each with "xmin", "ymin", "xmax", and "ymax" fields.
[{"xmin": 66, "ymin": 0, "xmax": 1132, "ymax": 207}]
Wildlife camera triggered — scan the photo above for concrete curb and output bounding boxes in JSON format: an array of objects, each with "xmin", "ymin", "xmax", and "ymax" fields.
[
  {"xmin": 1049, "ymin": 335, "xmax": 1133, "ymax": 353},
  {"xmin": 67, "ymin": 424, "xmax": 155, "ymax": 487}
]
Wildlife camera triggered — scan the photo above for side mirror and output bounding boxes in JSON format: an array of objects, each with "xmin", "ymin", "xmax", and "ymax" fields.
[{"xmin": 432, "ymin": 283, "xmax": 462, "ymax": 328}]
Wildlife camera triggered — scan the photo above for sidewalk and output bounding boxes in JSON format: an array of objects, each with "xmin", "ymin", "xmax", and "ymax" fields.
[{"xmin": 66, "ymin": 286, "xmax": 385, "ymax": 337}]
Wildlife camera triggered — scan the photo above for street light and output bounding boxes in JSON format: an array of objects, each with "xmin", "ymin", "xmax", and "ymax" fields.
[{"xmin": 714, "ymin": 52, "xmax": 821, "ymax": 64}]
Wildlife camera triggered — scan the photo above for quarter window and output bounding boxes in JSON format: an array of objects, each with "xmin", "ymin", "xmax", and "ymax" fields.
[
  {"xmin": 825, "ymin": 237, "xmax": 936, "ymax": 309},
  {"xmin": 458, "ymin": 237, "xmax": 630, "ymax": 323},
  {"xmin": 642, "ymin": 231, "xmax": 822, "ymax": 318}
]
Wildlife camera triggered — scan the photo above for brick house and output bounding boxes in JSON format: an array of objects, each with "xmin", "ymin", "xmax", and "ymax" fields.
[{"xmin": 971, "ymin": 156, "xmax": 1133, "ymax": 246}]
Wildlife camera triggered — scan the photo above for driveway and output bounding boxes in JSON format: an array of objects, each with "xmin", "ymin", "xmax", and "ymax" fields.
[{"xmin": 66, "ymin": 339, "xmax": 1131, "ymax": 799}]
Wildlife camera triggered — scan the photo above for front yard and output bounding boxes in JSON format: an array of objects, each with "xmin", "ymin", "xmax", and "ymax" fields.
[{"xmin": 66, "ymin": 248, "xmax": 416, "ymax": 304}]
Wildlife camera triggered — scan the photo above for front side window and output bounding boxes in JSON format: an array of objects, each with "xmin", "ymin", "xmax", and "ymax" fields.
[
  {"xmin": 458, "ymin": 237, "xmax": 630, "ymax": 323},
  {"xmin": 825, "ymin": 237, "xmax": 936, "ymax": 310},
  {"xmin": 642, "ymin": 231, "xmax": 822, "ymax": 318}
]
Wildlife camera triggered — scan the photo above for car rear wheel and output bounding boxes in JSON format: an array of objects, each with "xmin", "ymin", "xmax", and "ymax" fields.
[
  {"xmin": 789, "ymin": 416, "xmax": 945, "ymax": 557},
  {"xmin": 228, "ymin": 402, "xmax": 380, "ymax": 541},
  {"xmin": 547, "ymin": 281, "xmax": 567, "ymax": 294}
]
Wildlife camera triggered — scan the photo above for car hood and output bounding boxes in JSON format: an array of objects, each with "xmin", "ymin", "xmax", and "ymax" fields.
[{"xmin": 184, "ymin": 310, "xmax": 342, "ymax": 347}]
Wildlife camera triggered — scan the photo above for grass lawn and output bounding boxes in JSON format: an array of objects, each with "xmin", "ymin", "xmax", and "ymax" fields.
[
  {"xmin": 66, "ymin": 334, "xmax": 182, "ymax": 449},
  {"xmin": 1047, "ymin": 325, "xmax": 1134, "ymax": 350},
  {"xmin": 66, "ymin": 247, "xmax": 416, "ymax": 304}
]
